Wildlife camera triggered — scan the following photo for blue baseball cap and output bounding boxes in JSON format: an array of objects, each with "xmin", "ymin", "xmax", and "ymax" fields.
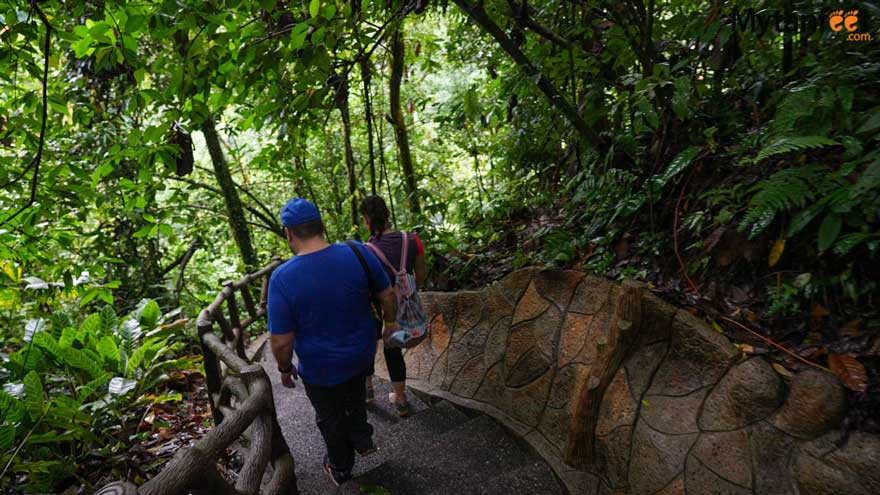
[{"xmin": 280, "ymin": 198, "xmax": 321, "ymax": 227}]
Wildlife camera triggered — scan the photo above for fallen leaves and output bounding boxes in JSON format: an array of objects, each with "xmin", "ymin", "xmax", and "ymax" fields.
[
  {"xmin": 828, "ymin": 353, "xmax": 868, "ymax": 392},
  {"xmin": 772, "ymin": 362, "xmax": 795, "ymax": 379}
]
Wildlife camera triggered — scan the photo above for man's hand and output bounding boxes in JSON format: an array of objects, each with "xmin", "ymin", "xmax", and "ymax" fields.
[{"xmin": 280, "ymin": 367, "xmax": 298, "ymax": 388}]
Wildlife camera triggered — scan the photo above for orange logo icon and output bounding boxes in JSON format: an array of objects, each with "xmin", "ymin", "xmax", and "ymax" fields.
[{"xmin": 829, "ymin": 10, "xmax": 859, "ymax": 32}]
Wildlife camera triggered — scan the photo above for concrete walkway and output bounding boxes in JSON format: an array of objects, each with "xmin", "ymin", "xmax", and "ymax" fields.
[{"xmin": 261, "ymin": 353, "xmax": 564, "ymax": 494}]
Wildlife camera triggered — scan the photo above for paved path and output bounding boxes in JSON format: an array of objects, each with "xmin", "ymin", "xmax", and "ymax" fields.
[{"xmin": 261, "ymin": 353, "xmax": 564, "ymax": 494}]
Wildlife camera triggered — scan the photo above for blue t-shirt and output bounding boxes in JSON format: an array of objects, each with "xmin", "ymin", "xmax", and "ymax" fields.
[{"xmin": 267, "ymin": 242, "xmax": 390, "ymax": 387}]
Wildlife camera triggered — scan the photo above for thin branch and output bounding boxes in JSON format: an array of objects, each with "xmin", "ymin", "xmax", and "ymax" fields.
[
  {"xmin": 719, "ymin": 316, "xmax": 831, "ymax": 373},
  {"xmin": 0, "ymin": 3, "xmax": 51, "ymax": 228}
]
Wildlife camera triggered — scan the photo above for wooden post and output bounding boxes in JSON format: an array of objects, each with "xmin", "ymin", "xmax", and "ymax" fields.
[{"xmin": 197, "ymin": 311, "xmax": 224, "ymax": 425}]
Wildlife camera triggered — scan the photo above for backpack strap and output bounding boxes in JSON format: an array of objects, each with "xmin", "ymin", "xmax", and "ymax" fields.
[
  {"xmin": 365, "ymin": 241, "xmax": 404, "ymax": 277},
  {"xmin": 348, "ymin": 241, "xmax": 384, "ymax": 339},
  {"xmin": 399, "ymin": 232, "xmax": 409, "ymax": 273}
]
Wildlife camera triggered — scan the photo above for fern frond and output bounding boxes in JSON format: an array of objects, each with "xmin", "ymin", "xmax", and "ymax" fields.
[
  {"xmin": 766, "ymin": 89, "xmax": 817, "ymax": 138},
  {"xmin": 739, "ymin": 165, "xmax": 829, "ymax": 238},
  {"xmin": 754, "ymin": 136, "xmax": 838, "ymax": 163}
]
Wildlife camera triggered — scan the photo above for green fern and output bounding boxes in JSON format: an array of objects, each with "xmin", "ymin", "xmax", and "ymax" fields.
[
  {"xmin": 754, "ymin": 136, "xmax": 838, "ymax": 163},
  {"xmin": 739, "ymin": 165, "xmax": 830, "ymax": 238},
  {"xmin": 766, "ymin": 88, "xmax": 817, "ymax": 138}
]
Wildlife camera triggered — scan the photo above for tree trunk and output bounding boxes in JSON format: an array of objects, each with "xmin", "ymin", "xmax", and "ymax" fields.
[
  {"xmin": 451, "ymin": 0, "xmax": 599, "ymax": 147},
  {"xmin": 334, "ymin": 72, "xmax": 359, "ymax": 234},
  {"xmin": 361, "ymin": 58, "xmax": 377, "ymax": 195},
  {"xmin": 389, "ymin": 25, "xmax": 421, "ymax": 215},
  {"xmin": 202, "ymin": 116, "xmax": 259, "ymax": 271}
]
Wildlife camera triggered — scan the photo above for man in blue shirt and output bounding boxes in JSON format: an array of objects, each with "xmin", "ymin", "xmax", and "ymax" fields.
[{"xmin": 268, "ymin": 198, "xmax": 399, "ymax": 486}]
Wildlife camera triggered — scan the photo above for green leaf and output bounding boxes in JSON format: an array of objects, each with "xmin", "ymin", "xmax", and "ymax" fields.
[
  {"xmin": 857, "ymin": 111, "xmax": 880, "ymax": 134},
  {"xmin": 138, "ymin": 300, "xmax": 161, "ymax": 329},
  {"xmin": 0, "ymin": 390, "xmax": 26, "ymax": 423},
  {"xmin": 0, "ymin": 424, "xmax": 14, "ymax": 450},
  {"xmin": 818, "ymin": 213, "xmax": 842, "ymax": 252},
  {"xmin": 655, "ymin": 146, "xmax": 702, "ymax": 189},
  {"xmin": 62, "ymin": 347, "xmax": 103, "ymax": 378},
  {"xmin": 833, "ymin": 233, "xmax": 870, "ymax": 255},
  {"xmin": 309, "ymin": 0, "xmax": 320, "ymax": 18},
  {"xmin": 59, "ymin": 327, "xmax": 77, "ymax": 349},
  {"xmin": 23, "ymin": 370, "xmax": 45, "ymax": 420},
  {"xmin": 97, "ymin": 336, "xmax": 120, "ymax": 364},
  {"xmin": 32, "ymin": 332, "xmax": 61, "ymax": 360},
  {"xmin": 851, "ymin": 159, "xmax": 880, "ymax": 198},
  {"xmin": 77, "ymin": 374, "xmax": 110, "ymax": 403},
  {"xmin": 787, "ymin": 203, "xmax": 825, "ymax": 237},
  {"xmin": 754, "ymin": 136, "xmax": 838, "ymax": 163},
  {"xmin": 80, "ymin": 313, "xmax": 101, "ymax": 340}
]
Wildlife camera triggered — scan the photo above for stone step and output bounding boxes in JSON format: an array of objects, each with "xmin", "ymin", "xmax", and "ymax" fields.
[{"xmin": 348, "ymin": 415, "xmax": 562, "ymax": 494}]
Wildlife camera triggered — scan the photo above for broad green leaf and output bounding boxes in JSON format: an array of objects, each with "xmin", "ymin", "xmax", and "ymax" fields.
[
  {"xmin": 77, "ymin": 374, "xmax": 110, "ymax": 404},
  {"xmin": 0, "ymin": 424, "xmax": 14, "ymax": 450},
  {"xmin": 32, "ymin": 332, "xmax": 61, "ymax": 360},
  {"xmin": 851, "ymin": 159, "xmax": 880, "ymax": 198},
  {"xmin": 787, "ymin": 203, "xmax": 824, "ymax": 237},
  {"xmin": 309, "ymin": 0, "xmax": 320, "ymax": 18},
  {"xmin": 80, "ymin": 313, "xmax": 102, "ymax": 340},
  {"xmin": 818, "ymin": 213, "xmax": 842, "ymax": 252},
  {"xmin": 138, "ymin": 300, "xmax": 161, "ymax": 329},
  {"xmin": 23, "ymin": 371, "xmax": 45, "ymax": 420},
  {"xmin": 857, "ymin": 111, "xmax": 880, "ymax": 134},
  {"xmin": 833, "ymin": 233, "xmax": 870, "ymax": 255},
  {"xmin": 97, "ymin": 336, "xmax": 120, "ymax": 364},
  {"xmin": 59, "ymin": 327, "xmax": 77, "ymax": 349},
  {"xmin": 0, "ymin": 389, "xmax": 26, "ymax": 423},
  {"xmin": 655, "ymin": 146, "xmax": 702, "ymax": 189},
  {"xmin": 62, "ymin": 347, "xmax": 103, "ymax": 378},
  {"xmin": 10, "ymin": 347, "xmax": 44, "ymax": 373}
]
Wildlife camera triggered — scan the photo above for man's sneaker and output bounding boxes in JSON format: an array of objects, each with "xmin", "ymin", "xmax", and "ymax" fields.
[
  {"xmin": 395, "ymin": 400, "xmax": 411, "ymax": 418},
  {"xmin": 323, "ymin": 456, "xmax": 351, "ymax": 487},
  {"xmin": 356, "ymin": 441, "xmax": 378, "ymax": 457}
]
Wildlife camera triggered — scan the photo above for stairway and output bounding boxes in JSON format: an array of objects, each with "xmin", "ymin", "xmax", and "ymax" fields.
[{"xmin": 262, "ymin": 355, "xmax": 564, "ymax": 495}]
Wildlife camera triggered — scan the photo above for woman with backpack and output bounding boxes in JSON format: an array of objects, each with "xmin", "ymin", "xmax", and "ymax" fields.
[{"xmin": 360, "ymin": 195, "xmax": 427, "ymax": 417}]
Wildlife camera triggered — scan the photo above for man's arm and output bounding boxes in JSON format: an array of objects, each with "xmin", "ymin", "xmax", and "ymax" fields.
[
  {"xmin": 270, "ymin": 332, "xmax": 297, "ymax": 387},
  {"xmin": 377, "ymin": 285, "xmax": 399, "ymax": 341}
]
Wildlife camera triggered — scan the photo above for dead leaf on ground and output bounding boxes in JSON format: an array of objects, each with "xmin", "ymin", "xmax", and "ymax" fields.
[
  {"xmin": 772, "ymin": 362, "xmax": 795, "ymax": 379},
  {"xmin": 828, "ymin": 353, "xmax": 868, "ymax": 392}
]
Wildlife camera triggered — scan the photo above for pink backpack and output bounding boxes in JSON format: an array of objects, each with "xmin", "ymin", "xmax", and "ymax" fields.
[{"xmin": 366, "ymin": 233, "xmax": 428, "ymax": 348}]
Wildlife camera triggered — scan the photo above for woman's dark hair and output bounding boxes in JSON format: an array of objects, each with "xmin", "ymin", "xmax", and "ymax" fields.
[{"xmin": 360, "ymin": 195, "xmax": 390, "ymax": 238}]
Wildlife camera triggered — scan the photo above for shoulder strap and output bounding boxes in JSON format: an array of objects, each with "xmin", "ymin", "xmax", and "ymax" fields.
[
  {"xmin": 346, "ymin": 241, "xmax": 376, "ymax": 294},
  {"xmin": 399, "ymin": 232, "xmax": 409, "ymax": 272},
  {"xmin": 365, "ymin": 241, "xmax": 403, "ymax": 276}
]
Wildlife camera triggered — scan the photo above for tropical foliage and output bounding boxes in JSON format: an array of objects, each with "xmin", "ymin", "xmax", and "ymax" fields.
[{"xmin": 1, "ymin": 0, "xmax": 879, "ymax": 491}]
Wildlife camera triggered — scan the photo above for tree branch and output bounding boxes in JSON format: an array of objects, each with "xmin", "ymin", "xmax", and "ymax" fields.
[
  {"xmin": 452, "ymin": 0, "xmax": 600, "ymax": 146},
  {"xmin": 1, "ymin": 3, "xmax": 51, "ymax": 228}
]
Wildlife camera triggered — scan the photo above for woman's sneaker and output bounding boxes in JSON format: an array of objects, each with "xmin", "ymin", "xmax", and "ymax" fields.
[{"xmin": 389, "ymin": 392, "xmax": 411, "ymax": 417}]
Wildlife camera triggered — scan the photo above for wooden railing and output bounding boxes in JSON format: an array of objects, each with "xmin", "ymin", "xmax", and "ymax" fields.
[{"xmin": 95, "ymin": 258, "xmax": 296, "ymax": 495}]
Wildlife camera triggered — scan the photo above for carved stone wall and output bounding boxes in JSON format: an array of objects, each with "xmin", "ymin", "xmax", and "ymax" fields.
[{"xmin": 376, "ymin": 268, "xmax": 879, "ymax": 494}]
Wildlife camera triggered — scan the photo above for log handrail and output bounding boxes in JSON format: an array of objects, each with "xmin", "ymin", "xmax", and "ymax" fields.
[{"xmin": 95, "ymin": 257, "xmax": 296, "ymax": 495}]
